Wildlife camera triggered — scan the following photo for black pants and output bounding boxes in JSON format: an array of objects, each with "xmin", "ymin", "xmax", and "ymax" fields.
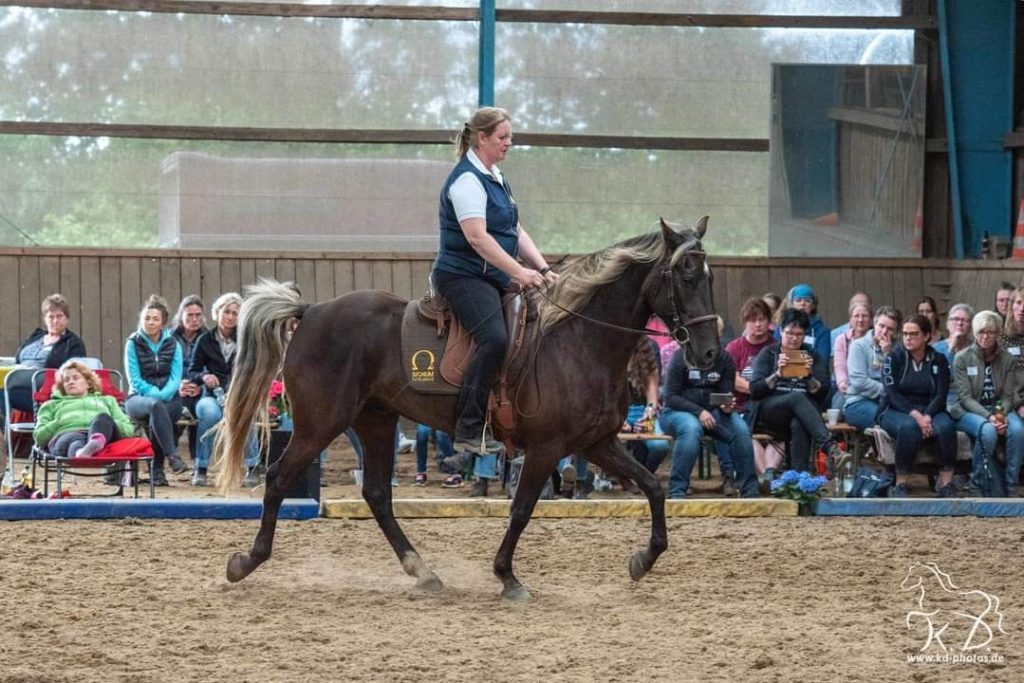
[
  {"xmin": 48, "ymin": 413, "xmax": 121, "ymax": 459},
  {"xmin": 434, "ymin": 271, "xmax": 508, "ymax": 441},
  {"xmin": 756, "ymin": 392, "xmax": 832, "ymax": 471}
]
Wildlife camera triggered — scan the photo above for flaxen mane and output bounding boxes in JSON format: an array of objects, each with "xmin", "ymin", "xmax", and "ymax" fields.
[{"xmin": 537, "ymin": 224, "xmax": 699, "ymax": 332}]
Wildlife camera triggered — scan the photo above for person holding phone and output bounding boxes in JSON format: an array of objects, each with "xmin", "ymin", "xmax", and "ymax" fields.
[
  {"xmin": 748, "ymin": 308, "xmax": 844, "ymax": 473},
  {"xmin": 660, "ymin": 346, "xmax": 757, "ymax": 499}
]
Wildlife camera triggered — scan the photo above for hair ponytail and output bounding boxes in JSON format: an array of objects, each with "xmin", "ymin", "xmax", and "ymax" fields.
[{"xmin": 452, "ymin": 107, "xmax": 511, "ymax": 158}]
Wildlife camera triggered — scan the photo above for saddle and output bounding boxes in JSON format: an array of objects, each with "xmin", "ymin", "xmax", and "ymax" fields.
[{"xmin": 400, "ymin": 287, "xmax": 531, "ymax": 438}]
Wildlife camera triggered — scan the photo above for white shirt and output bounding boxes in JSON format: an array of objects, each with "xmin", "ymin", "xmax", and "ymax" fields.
[{"xmin": 448, "ymin": 148, "xmax": 505, "ymax": 222}]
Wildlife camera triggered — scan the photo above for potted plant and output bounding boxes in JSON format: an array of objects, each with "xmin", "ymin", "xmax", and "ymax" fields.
[{"xmin": 770, "ymin": 470, "xmax": 829, "ymax": 515}]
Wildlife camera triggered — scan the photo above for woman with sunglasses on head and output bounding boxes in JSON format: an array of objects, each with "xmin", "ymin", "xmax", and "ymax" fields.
[{"xmin": 877, "ymin": 314, "xmax": 957, "ymax": 498}]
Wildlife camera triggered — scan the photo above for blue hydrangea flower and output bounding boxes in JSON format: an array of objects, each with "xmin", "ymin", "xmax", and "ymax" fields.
[
  {"xmin": 798, "ymin": 471, "xmax": 812, "ymax": 481},
  {"xmin": 798, "ymin": 478, "xmax": 822, "ymax": 493},
  {"xmin": 770, "ymin": 479, "xmax": 786, "ymax": 492},
  {"xmin": 813, "ymin": 476, "xmax": 829, "ymax": 487},
  {"xmin": 780, "ymin": 470, "xmax": 801, "ymax": 484}
]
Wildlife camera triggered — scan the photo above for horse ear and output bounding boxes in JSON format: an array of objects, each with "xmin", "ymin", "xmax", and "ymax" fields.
[
  {"xmin": 659, "ymin": 218, "xmax": 682, "ymax": 249},
  {"xmin": 695, "ymin": 215, "xmax": 709, "ymax": 239}
]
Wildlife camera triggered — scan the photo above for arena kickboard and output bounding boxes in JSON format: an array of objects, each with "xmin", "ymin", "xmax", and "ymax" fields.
[
  {"xmin": 0, "ymin": 498, "xmax": 321, "ymax": 521},
  {"xmin": 322, "ymin": 498, "xmax": 798, "ymax": 519},
  {"xmin": 815, "ymin": 498, "xmax": 1024, "ymax": 517}
]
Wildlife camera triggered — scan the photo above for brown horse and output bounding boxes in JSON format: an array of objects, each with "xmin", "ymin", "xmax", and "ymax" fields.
[{"xmin": 215, "ymin": 217, "xmax": 719, "ymax": 600}]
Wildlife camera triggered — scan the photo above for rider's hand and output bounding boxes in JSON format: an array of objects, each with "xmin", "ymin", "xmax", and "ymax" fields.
[{"xmin": 514, "ymin": 267, "xmax": 545, "ymax": 290}]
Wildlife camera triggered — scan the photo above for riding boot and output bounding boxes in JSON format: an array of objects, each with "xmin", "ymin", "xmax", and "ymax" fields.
[{"xmin": 468, "ymin": 478, "xmax": 488, "ymax": 498}]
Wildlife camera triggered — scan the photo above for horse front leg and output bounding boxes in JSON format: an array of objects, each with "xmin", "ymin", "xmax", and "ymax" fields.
[
  {"xmin": 493, "ymin": 445, "xmax": 563, "ymax": 601},
  {"xmin": 227, "ymin": 428, "xmax": 328, "ymax": 582},
  {"xmin": 580, "ymin": 436, "xmax": 667, "ymax": 581},
  {"xmin": 357, "ymin": 411, "xmax": 443, "ymax": 592}
]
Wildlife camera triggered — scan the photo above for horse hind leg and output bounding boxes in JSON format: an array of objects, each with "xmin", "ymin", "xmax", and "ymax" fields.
[
  {"xmin": 226, "ymin": 428, "xmax": 331, "ymax": 583},
  {"xmin": 581, "ymin": 437, "xmax": 667, "ymax": 582},
  {"xmin": 356, "ymin": 410, "xmax": 443, "ymax": 592}
]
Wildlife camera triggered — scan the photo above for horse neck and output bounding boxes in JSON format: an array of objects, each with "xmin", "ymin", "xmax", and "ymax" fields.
[{"xmin": 567, "ymin": 260, "xmax": 655, "ymax": 361}]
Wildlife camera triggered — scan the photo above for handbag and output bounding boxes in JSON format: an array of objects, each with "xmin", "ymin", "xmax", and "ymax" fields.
[{"xmin": 847, "ymin": 466, "xmax": 895, "ymax": 498}]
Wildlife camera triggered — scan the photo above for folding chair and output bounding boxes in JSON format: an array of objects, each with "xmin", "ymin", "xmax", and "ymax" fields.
[
  {"xmin": 30, "ymin": 369, "xmax": 156, "ymax": 499},
  {"xmin": 3, "ymin": 367, "xmax": 38, "ymax": 490},
  {"xmin": 68, "ymin": 356, "xmax": 104, "ymax": 370}
]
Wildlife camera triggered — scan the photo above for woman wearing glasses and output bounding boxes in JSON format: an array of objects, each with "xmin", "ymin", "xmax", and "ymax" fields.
[
  {"xmin": 877, "ymin": 314, "xmax": 957, "ymax": 497},
  {"xmin": 949, "ymin": 311, "xmax": 1023, "ymax": 497}
]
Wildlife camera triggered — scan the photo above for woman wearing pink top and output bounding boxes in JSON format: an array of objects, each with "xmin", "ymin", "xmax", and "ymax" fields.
[{"xmin": 832, "ymin": 302, "xmax": 872, "ymax": 410}]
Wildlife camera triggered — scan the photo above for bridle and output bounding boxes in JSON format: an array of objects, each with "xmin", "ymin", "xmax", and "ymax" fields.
[{"xmin": 534, "ymin": 250, "xmax": 718, "ymax": 346}]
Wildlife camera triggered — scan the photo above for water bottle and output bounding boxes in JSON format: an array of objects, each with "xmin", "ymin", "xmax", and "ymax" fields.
[
  {"xmin": 841, "ymin": 460, "xmax": 855, "ymax": 495},
  {"xmin": 1, "ymin": 469, "xmax": 13, "ymax": 496},
  {"xmin": 213, "ymin": 386, "xmax": 226, "ymax": 408}
]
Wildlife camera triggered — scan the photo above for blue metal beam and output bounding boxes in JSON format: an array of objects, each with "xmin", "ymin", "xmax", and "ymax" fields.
[{"xmin": 478, "ymin": 0, "xmax": 496, "ymax": 106}]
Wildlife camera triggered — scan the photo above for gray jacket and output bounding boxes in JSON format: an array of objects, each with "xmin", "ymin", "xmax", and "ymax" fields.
[
  {"xmin": 949, "ymin": 344, "xmax": 1016, "ymax": 420},
  {"xmin": 844, "ymin": 331, "xmax": 886, "ymax": 407}
]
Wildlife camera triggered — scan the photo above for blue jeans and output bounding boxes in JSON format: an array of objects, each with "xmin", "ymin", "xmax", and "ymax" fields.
[
  {"xmin": 661, "ymin": 408, "xmax": 757, "ymax": 499},
  {"xmin": 558, "ymin": 454, "xmax": 590, "ymax": 481},
  {"xmin": 877, "ymin": 409, "xmax": 956, "ymax": 475},
  {"xmin": 415, "ymin": 424, "xmax": 452, "ymax": 474},
  {"xmin": 625, "ymin": 404, "xmax": 671, "ymax": 471},
  {"xmin": 957, "ymin": 411, "xmax": 1024, "ymax": 494},
  {"xmin": 843, "ymin": 398, "xmax": 879, "ymax": 432},
  {"xmin": 195, "ymin": 395, "xmax": 258, "ymax": 469}
]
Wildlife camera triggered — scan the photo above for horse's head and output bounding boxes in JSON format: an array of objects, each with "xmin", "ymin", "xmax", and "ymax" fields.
[{"xmin": 645, "ymin": 216, "xmax": 720, "ymax": 370}]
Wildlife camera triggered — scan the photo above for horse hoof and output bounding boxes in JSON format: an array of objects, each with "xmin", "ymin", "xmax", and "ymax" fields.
[
  {"xmin": 629, "ymin": 552, "xmax": 649, "ymax": 582},
  {"xmin": 501, "ymin": 584, "xmax": 531, "ymax": 602},
  {"xmin": 226, "ymin": 552, "xmax": 251, "ymax": 583},
  {"xmin": 416, "ymin": 575, "xmax": 444, "ymax": 592}
]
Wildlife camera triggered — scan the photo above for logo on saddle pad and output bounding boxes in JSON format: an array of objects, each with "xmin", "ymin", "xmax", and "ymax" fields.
[{"xmin": 410, "ymin": 350, "xmax": 436, "ymax": 382}]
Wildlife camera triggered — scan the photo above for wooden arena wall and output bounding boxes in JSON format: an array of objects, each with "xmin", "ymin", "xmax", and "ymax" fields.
[{"xmin": 2, "ymin": 248, "xmax": 1022, "ymax": 370}]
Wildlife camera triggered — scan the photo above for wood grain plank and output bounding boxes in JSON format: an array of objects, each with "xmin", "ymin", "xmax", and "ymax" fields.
[
  {"xmin": 353, "ymin": 261, "xmax": 373, "ymax": 291},
  {"xmin": 18, "ymin": 256, "xmax": 40, "ymax": 340},
  {"xmin": 100, "ymin": 257, "xmax": 123, "ymax": 369},
  {"xmin": 314, "ymin": 260, "xmax": 335, "ymax": 303},
  {"xmin": 221, "ymin": 258, "xmax": 242, "ymax": 297},
  {"xmin": 371, "ymin": 261, "xmax": 393, "ymax": 293},
  {"xmin": 160, "ymin": 257, "xmax": 182, "ymax": 310},
  {"xmin": 200, "ymin": 258, "xmax": 222, "ymax": 305},
  {"xmin": 180, "ymin": 257, "xmax": 202, "ymax": 304},
  {"xmin": 0, "ymin": 256, "xmax": 21, "ymax": 354},
  {"xmin": 119, "ymin": 257, "xmax": 141, "ymax": 340},
  {"xmin": 294, "ymin": 260, "xmax": 316, "ymax": 303},
  {"xmin": 275, "ymin": 259, "xmax": 296, "ymax": 286},
  {"xmin": 78, "ymin": 257, "xmax": 101, "ymax": 361},
  {"xmin": 334, "ymin": 260, "xmax": 355, "ymax": 296}
]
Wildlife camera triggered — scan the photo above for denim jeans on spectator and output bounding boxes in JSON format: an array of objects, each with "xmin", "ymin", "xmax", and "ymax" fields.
[
  {"xmin": 877, "ymin": 409, "xmax": 956, "ymax": 475},
  {"xmin": 843, "ymin": 398, "xmax": 879, "ymax": 432},
  {"xmin": 125, "ymin": 394, "xmax": 183, "ymax": 468},
  {"xmin": 957, "ymin": 411, "xmax": 1024, "ymax": 494},
  {"xmin": 661, "ymin": 408, "xmax": 757, "ymax": 498},
  {"xmin": 557, "ymin": 454, "xmax": 590, "ymax": 482},
  {"xmin": 415, "ymin": 424, "xmax": 453, "ymax": 474},
  {"xmin": 195, "ymin": 395, "xmax": 258, "ymax": 468}
]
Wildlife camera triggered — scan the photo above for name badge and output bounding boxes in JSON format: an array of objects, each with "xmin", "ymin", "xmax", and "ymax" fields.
[
  {"xmin": 967, "ymin": 366, "xmax": 978, "ymax": 376},
  {"xmin": 689, "ymin": 369, "xmax": 702, "ymax": 380},
  {"xmin": 932, "ymin": 365, "xmax": 938, "ymax": 375},
  {"xmin": 804, "ymin": 335, "xmax": 815, "ymax": 346},
  {"xmin": 1010, "ymin": 347, "xmax": 1021, "ymax": 357}
]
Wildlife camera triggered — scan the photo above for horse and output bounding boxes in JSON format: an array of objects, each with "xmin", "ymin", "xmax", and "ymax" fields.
[{"xmin": 214, "ymin": 217, "xmax": 720, "ymax": 600}]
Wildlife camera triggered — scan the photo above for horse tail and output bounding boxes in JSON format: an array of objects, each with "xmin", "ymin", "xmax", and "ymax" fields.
[{"xmin": 214, "ymin": 278, "xmax": 307, "ymax": 493}]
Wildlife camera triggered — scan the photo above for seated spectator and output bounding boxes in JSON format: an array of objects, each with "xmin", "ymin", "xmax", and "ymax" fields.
[
  {"xmin": 188, "ymin": 292, "xmax": 257, "ymax": 487},
  {"xmin": 415, "ymin": 424, "xmax": 453, "ymax": 486},
  {"xmin": 16, "ymin": 293, "xmax": 86, "ymax": 370},
  {"xmin": 774, "ymin": 284, "xmax": 831, "ymax": 363},
  {"xmin": 934, "ymin": 304, "xmax": 974, "ymax": 365},
  {"xmin": 994, "ymin": 281, "xmax": 1015, "ymax": 322},
  {"xmin": 949, "ymin": 311, "xmax": 1023, "ymax": 496},
  {"xmin": 124, "ymin": 295, "xmax": 188, "ymax": 486},
  {"xmin": 33, "ymin": 360, "xmax": 134, "ymax": 459},
  {"xmin": 830, "ymin": 291, "xmax": 872, "ymax": 348},
  {"xmin": 725, "ymin": 297, "xmax": 782, "ymax": 483},
  {"xmin": 916, "ymin": 296, "xmax": 943, "ymax": 345},
  {"xmin": 878, "ymin": 315, "xmax": 957, "ymax": 498},
  {"xmin": 1001, "ymin": 287, "xmax": 1024, "ymax": 363},
  {"xmin": 762, "ymin": 292, "xmax": 782, "ymax": 330},
  {"xmin": 660, "ymin": 345, "xmax": 757, "ymax": 499},
  {"xmin": 832, "ymin": 299, "xmax": 873, "ymax": 409},
  {"xmin": 171, "ymin": 295, "xmax": 206, "ymax": 459},
  {"xmin": 620, "ymin": 337, "xmax": 670, "ymax": 474},
  {"xmin": 749, "ymin": 308, "xmax": 843, "ymax": 472},
  {"xmin": 844, "ymin": 306, "xmax": 901, "ymax": 431}
]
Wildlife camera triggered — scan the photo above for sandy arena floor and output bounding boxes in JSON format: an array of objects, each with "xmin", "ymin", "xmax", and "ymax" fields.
[{"xmin": 2, "ymin": 439, "xmax": 1022, "ymax": 681}]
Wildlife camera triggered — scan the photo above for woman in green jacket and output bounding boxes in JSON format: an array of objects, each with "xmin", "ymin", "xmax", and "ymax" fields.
[{"xmin": 34, "ymin": 360, "xmax": 135, "ymax": 459}]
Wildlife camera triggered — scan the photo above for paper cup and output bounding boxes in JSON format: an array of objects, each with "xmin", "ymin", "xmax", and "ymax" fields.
[
  {"xmin": 826, "ymin": 409, "xmax": 840, "ymax": 426},
  {"xmin": 351, "ymin": 468, "xmax": 364, "ymax": 486}
]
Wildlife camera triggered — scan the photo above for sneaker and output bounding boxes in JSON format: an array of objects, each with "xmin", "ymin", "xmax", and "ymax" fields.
[
  {"xmin": 453, "ymin": 436, "xmax": 503, "ymax": 455},
  {"xmin": 391, "ymin": 476, "xmax": 400, "ymax": 488},
  {"xmin": 721, "ymin": 476, "xmax": 738, "ymax": 497},
  {"xmin": 397, "ymin": 435, "xmax": 415, "ymax": 454},
  {"xmin": 414, "ymin": 472, "xmax": 428, "ymax": 487},
  {"xmin": 191, "ymin": 469, "xmax": 209, "ymax": 487},
  {"xmin": 936, "ymin": 482, "xmax": 958, "ymax": 498},
  {"xmin": 559, "ymin": 464, "xmax": 577, "ymax": 496},
  {"xmin": 889, "ymin": 482, "xmax": 909, "ymax": 498},
  {"xmin": 166, "ymin": 452, "xmax": 189, "ymax": 475},
  {"xmin": 468, "ymin": 479, "xmax": 489, "ymax": 498},
  {"xmin": 151, "ymin": 468, "xmax": 169, "ymax": 487},
  {"xmin": 593, "ymin": 473, "xmax": 613, "ymax": 492},
  {"xmin": 242, "ymin": 467, "xmax": 260, "ymax": 488},
  {"xmin": 441, "ymin": 473, "xmax": 463, "ymax": 488},
  {"xmin": 440, "ymin": 452, "xmax": 472, "ymax": 474}
]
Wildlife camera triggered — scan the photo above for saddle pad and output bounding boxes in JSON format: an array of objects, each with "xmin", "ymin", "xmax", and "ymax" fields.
[{"xmin": 400, "ymin": 300, "xmax": 461, "ymax": 395}]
